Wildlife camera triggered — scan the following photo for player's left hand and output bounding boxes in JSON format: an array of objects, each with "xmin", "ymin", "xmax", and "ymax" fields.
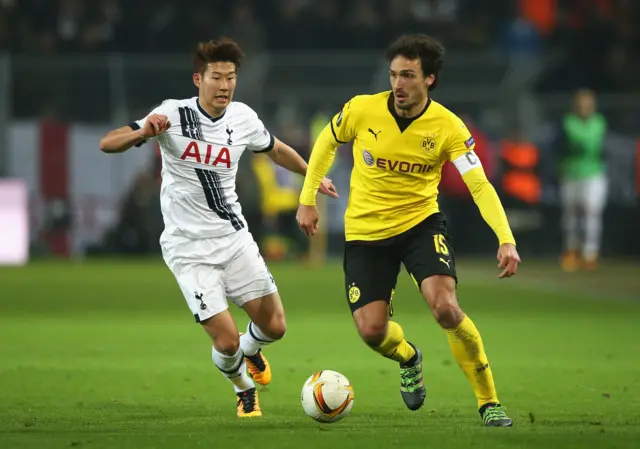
[
  {"xmin": 318, "ymin": 178, "xmax": 339, "ymax": 198},
  {"xmin": 497, "ymin": 243, "xmax": 520, "ymax": 278}
]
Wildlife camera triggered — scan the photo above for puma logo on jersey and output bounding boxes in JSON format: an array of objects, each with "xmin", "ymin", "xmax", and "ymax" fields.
[
  {"xmin": 439, "ymin": 258, "xmax": 451, "ymax": 268},
  {"xmin": 368, "ymin": 128, "xmax": 381, "ymax": 140}
]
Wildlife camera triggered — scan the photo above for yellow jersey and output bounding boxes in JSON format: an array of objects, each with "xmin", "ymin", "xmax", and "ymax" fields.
[
  {"xmin": 300, "ymin": 91, "xmax": 515, "ymax": 245},
  {"xmin": 326, "ymin": 91, "xmax": 476, "ymax": 240}
]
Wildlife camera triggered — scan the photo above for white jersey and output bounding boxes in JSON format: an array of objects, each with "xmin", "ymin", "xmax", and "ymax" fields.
[{"xmin": 130, "ymin": 97, "xmax": 274, "ymax": 239}]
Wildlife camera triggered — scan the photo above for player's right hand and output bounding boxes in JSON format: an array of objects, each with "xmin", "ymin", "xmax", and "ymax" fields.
[
  {"xmin": 296, "ymin": 204, "xmax": 319, "ymax": 236},
  {"xmin": 497, "ymin": 243, "xmax": 520, "ymax": 278},
  {"xmin": 142, "ymin": 114, "xmax": 171, "ymax": 138}
]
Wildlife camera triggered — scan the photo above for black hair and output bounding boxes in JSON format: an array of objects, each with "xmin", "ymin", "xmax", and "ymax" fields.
[
  {"xmin": 193, "ymin": 37, "xmax": 245, "ymax": 74},
  {"xmin": 386, "ymin": 34, "xmax": 445, "ymax": 90}
]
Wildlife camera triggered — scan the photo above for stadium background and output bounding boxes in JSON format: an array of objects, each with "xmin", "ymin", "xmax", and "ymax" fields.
[{"xmin": 1, "ymin": 1, "xmax": 639, "ymax": 448}]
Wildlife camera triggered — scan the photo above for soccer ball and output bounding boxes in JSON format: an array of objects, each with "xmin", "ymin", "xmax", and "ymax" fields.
[{"xmin": 301, "ymin": 370, "xmax": 354, "ymax": 423}]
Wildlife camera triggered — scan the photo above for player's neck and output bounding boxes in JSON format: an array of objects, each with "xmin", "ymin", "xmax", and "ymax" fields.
[
  {"xmin": 198, "ymin": 97, "xmax": 226, "ymax": 119},
  {"xmin": 394, "ymin": 96, "xmax": 430, "ymax": 119}
]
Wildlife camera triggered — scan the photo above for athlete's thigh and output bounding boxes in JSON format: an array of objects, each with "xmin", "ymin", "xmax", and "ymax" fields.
[
  {"xmin": 401, "ymin": 213, "xmax": 457, "ymax": 288},
  {"xmin": 241, "ymin": 291, "xmax": 285, "ymax": 331},
  {"xmin": 171, "ymin": 261, "xmax": 228, "ymax": 324},
  {"xmin": 560, "ymin": 179, "xmax": 581, "ymax": 211},
  {"xmin": 583, "ymin": 174, "xmax": 608, "ymax": 214},
  {"xmin": 161, "ymin": 234, "xmax": 230, "ymax": 323},
  {"xmin": 200, "ymin": 309, "xmax": 241, "ymax": 351},
  {"xmin": 224, "ymin": 233, "xmax": 278, "ymax": 309},
  {"xmin": 343, "ymin": 241, "xmax": 401, "ymax": 315}
]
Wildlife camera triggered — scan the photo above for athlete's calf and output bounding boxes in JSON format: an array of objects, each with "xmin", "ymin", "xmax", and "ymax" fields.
[
  {"xmin": 419, "ymin": 273, "xmax": 504, "ymax": 417},
  {"xmin": 201, "ymin": 311, "xmax": 254, "ymax": 393},
  {"xmin": 239, "ymin": 292, "xmax": 286, "ymax": 386}
]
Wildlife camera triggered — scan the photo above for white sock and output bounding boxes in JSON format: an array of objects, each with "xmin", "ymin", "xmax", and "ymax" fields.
[
  {"xmin": 562, "ymin": 205, "xmax": 580, "ymax": 252},
  {"xmin": 211, "ymin": 346, "xmax": 254, "ymax": 393},
  {"xmin": 240, "ymin": 321, "xmax": 276, "ymax": 357},
  {"xmin": 583, "ymin": 209, "xmax": 603, "ymax": 260}
]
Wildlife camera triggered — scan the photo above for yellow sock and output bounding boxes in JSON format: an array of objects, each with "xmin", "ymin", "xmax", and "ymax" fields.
[
  {"xmin": 373, "ymin": 321, "xmax": 416, "ymax": 364},
  {"xmin": 445, "ymin": 315, "xmax": 499, "ymax": 408}
]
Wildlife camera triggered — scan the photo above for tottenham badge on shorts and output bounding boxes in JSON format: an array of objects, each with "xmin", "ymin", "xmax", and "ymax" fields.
[{"xmin": 194, "ymin": 291, "xmax": 207, "ymax": 310}]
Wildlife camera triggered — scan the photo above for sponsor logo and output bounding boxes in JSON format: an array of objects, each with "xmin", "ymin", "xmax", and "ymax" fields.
[
  {"xmin": 376, "ymin": 158, "xmax": 434, "ymax": 173},
  {"xmin": 180, "ymin": 141, "xmax": 231, "ymax": 168},
  {"xmin": 368, "ymin": 128, "xmax": 381, "ymax": 140},
  {"xmin": 363, "ymin": 150, "xmax": 375, "ymax": 166}
]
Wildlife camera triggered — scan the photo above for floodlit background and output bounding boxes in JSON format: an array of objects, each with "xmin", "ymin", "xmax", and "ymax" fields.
[{"xmin": 0, "ymin": 1, "xmax": 639, "ymax": 448}]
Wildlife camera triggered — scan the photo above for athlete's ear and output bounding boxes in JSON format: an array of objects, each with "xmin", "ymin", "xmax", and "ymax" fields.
[
  {"xmin": 425, "ymin": 74, "xmax": 435, "ymax": 88},
  {"xmin": 193, "ymin": 72, "xmax": 201, "ymax": 89}
]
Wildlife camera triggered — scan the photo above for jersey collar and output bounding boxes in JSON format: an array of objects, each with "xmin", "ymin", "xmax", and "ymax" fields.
[
  {"xmin": 197, "ymin": 98, "xmax": 226, "ymax": 123},
  {"xmin": 387, "ymin": 92, "xmax": 432, "ymax": 133}
]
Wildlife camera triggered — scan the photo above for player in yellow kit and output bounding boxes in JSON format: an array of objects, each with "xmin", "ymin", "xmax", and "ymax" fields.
[{"xmin": 296, "ymin": 34, "xmax": 520, "ymax": 427}]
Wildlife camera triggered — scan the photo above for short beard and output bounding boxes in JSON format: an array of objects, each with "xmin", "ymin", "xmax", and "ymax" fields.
[{"xmin": 395, "ymin": 101, "xmax": 415, "ymax": 111}]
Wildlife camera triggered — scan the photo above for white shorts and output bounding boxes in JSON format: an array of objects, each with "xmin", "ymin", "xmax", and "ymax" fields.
[
  {"xmin": 560, "ymin": 174, "xmax": 608, "ymax": 214},
  {"xmin": 160, "ymin": 229, "xmax": 278, "ymax": 323}
]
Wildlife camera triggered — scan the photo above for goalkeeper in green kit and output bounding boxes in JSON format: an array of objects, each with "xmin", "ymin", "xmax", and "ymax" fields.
[{"xmin": 557, "ymin": 89, "xmax": 608, "ymax": 272}]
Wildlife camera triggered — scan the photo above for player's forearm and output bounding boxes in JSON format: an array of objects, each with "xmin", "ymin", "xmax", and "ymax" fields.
[
  {"xmin": 299, "ymin": 124, "xmax": 339, "ymax": 206},
  {"xmin": 100, "ymin": 127, "xmax": 146, "ymax": 154},
  {"xmin": 462, "ymin": 168, "xmax": 516, "ymax": 246},
  {"xmin": 268, "ymin": 139, "xmax": 308, "ymax": 176}
]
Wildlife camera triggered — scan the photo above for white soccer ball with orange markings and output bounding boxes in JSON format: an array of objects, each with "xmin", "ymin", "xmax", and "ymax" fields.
[{"xmin": 301, "ymin": 370, "xmax": 354, "ymax": 423}]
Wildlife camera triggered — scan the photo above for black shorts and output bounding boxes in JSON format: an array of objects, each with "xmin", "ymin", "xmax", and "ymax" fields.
[{"xmin": 343, "ymin": 213, "xmax": 457, "ymax": 314}]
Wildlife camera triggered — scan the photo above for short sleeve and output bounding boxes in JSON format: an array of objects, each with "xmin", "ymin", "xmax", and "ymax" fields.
[
  {"xmin": 329, "ymin": 97, "xmax": 360, "ymax": 144},
  {"xmin": 446, "ymin": 117, "xmax": 482, "ymax": 176},
  {"xmin": 128, "ymin": 99, "xmax": 177, "ymax": 147},
  {"xmin": 246, "ymin": 112, "xmax": 275, "ymax": 153}
]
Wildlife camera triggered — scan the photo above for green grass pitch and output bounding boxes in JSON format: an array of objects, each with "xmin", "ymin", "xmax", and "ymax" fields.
[{"xmin": 1, "ymin": 259, "xmax": 639, "ymax": 449}]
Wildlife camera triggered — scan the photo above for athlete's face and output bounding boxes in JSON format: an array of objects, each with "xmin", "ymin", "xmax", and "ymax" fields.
[
  {"xmin": 389, "ymin": 56, "xmax": 434, "ymax": 112},
  {"xmin": 193, "ymin": 62, "xmax": 237, "ymax": 114},
  {"xmin": 574, "ymin": 91, "xmax": 596, "ymax": 119}
]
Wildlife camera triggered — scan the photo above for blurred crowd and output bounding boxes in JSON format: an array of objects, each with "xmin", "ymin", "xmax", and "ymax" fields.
[
  {"xmin": 1, "ymin": 0, "xmax": 640, "ymax": 91},
  {"xmin": 97, "ymin": 87, "xmax": 639, "ymax": 262},
  {"xmin": 2, "ymin": 0, "xmax": 638, "ymax": 260}
]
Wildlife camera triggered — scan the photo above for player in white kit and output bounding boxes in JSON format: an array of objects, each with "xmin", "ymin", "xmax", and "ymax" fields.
[{"xmin": 99, "ymin": 38, "xmax": 338, "ymax": 417}]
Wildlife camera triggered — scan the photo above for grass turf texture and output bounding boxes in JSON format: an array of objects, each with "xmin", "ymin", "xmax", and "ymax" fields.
[{"xmin": 1, "ymin": 259, "xmax": 639, "ymax": 449}]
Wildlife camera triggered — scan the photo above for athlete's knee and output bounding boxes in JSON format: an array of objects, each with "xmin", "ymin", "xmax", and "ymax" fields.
[
  {"xmin": 199, "ymin": 313, "xmax": 242, "ymax": 355},
  {"xmin": 243, "ymin": 292, "xmax": 287, "ymax": 340},
  {"xmin": 357, "ymin": 320, "xmax": 387, "ymax": 347},
  {"xmin": 354, "ymin": 308, "xmax": 387, "ymax": 347},
  {"xmin": 262, "ymin": 312, "xmax": 287, "ymax": 341},
  {"xmin": 352, "ymin": 301, "xmax": 389, "ymax": 347},
  {"xmin": 421, "ymin": 276, "xmax": 463, "ymax": 329},
  {"xmin": 584, "ymin": 205, "xmax": 605, "ymax": 219},
  {"xmin": 212, "ymin": 334, "xmax": 240, "ymax": 356},
  {"xmin": 432, "ymin": 299, "xmax": 464, "ymax": 329}
]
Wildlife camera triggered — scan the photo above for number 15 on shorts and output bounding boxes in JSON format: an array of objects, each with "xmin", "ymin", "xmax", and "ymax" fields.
[{"xmin": 433, "ymin": 234, "xmax": 449, "ymax": 255}]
